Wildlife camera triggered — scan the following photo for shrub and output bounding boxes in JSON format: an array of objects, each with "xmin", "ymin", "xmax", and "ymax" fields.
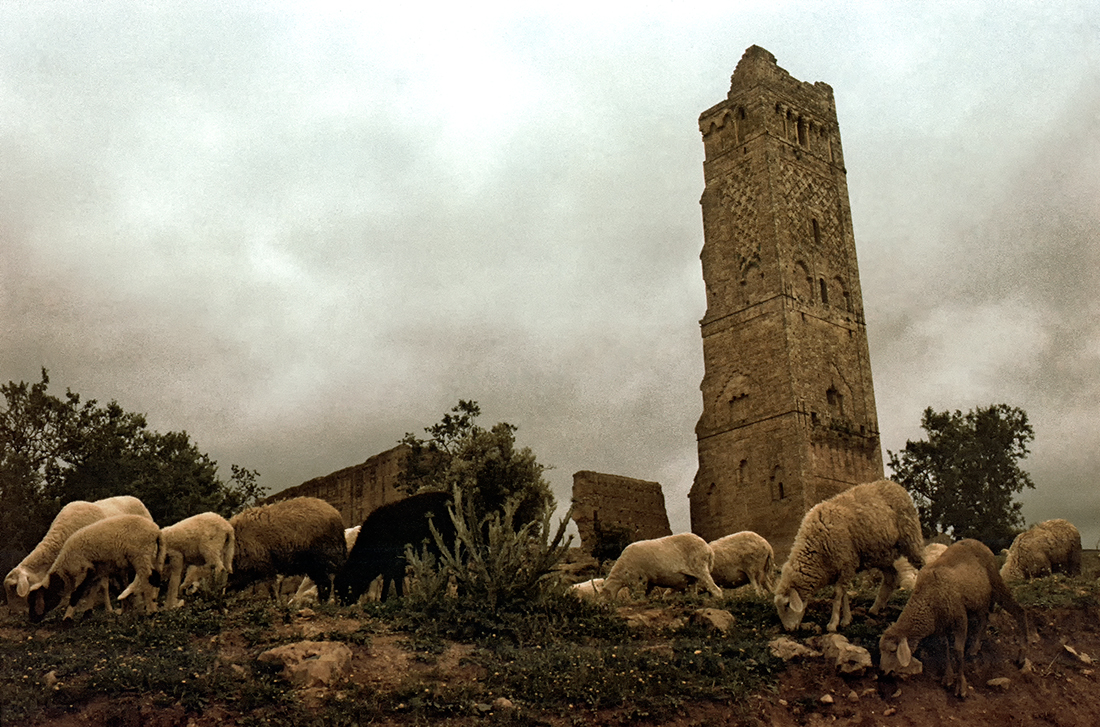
[{"xmin": 406, "ymin": 487, "xmax": 573, "ymax": 612}]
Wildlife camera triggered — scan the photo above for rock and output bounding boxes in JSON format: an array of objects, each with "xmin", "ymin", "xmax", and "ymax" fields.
[
  {"xmin": 819, "ymin": 693, "xmax": 834, "ymax": 705},
  {"xmin": 883, "ymin": 707, "xmax": 897, "ymax": 716},
  {"xmin": 690, "ymin": 608, "xmax": 736, "ymax": 634},
  {"xmin": 768, "ymin": 636, "xmax": 821, "ymax": 661},
  {"xmin": 846, "ymin": 690, "xmax": 859, "ymax": 702},
  {"xmin": 492, "ymin": 697, "xmax": 514, "ymax": 710},
  {"xmin": 43, "ymin": 670, "xmax": 59, "ymax": 690},
  {"xmin": 814, "ymin": 633, "xmax": 872, "ymax": 675},
  {"xmin": 258, "ymin": 640, "xmax": 353, "ymax": 688},
  {"xmin": 987, "ymin": 677, "xmax": 1012, "ymax": 689},
  {"xmin": 1064, "ymin": 644, "xmax": 1093, "ymax": 664}
]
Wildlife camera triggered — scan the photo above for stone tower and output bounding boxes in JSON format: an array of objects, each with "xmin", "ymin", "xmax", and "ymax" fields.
[{"xmin": 689, "ymin": 46, "xmax": 883, "ymax": 558}]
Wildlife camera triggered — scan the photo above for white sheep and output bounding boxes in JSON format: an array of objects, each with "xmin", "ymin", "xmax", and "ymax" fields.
[
  {"xmin": 27, "ymin": 514, "xmax": 166, "ymax": 622},
  {"xmin": 897, "ymin": 542, "xmax": 950, "ymax": 590},
  {"xmin": 160, "ymin": 512, "xmax": 236, "ymax": 609},
  {"xmin": 708, "ymin": 531, "xmax": 776, "ymax": 595},
  {"xmin": 4, "ymin": 495, "xmax": 153, "ymax": 611},
  {"xmin": 879, "ymin": 538, "xmax": 1033, "ymax": 698},
  {"xmin": 601, "ymin": 533, "xmax": 723, "ymax": 601},
  {"xmin": 1000, "ymin": 519, "xmax": 1082, "ymax": 581},
  {"xmin": 569, "ymin": 578, "xmax": 605, "ymax": 600},
  {"xmin": 228, "ymin": 496, "xmax": 347, "ymax": 602},
  {"xmin": 774, "ymin": 480, "xmax": 925, "ymax": 632}
]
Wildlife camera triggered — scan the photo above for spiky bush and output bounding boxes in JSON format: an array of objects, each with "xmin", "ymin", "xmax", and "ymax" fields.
[{"xmin": 405, "ymin": 487, "xmax": 573, "ymax": 611}]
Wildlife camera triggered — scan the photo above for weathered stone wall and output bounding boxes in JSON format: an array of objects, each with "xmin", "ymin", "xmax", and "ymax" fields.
[
  {"xmin": 572, "ymin": 471, "xmax": 672, "ymax": 553},
  {"xmin": 264, "ymin": 444, "xmax": 409, "ymax": 528},
  {"xmin": 690, "ymin": 46, "xmax": 883, "ymax": 560}
]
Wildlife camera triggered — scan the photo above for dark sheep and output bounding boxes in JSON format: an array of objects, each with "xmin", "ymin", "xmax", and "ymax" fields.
[
  {"xmin": 334, "ymin": 491, "xmax": 455, "ymax": 604},
  {"xmin": 228, "ymin": 497, "xmax": 346, "ymax": 602}
]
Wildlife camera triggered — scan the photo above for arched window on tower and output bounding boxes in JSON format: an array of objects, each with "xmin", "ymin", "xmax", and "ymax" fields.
[
  {"xmin": 797, "ymin": 117, "xmax": 808, "ymax": 147},
  {"xmin": 819, "ymin": 278, "xmax": 829, "ymax": 305},
  {"xmin": 835, "ymin": 276, "xmax": 850, "ymax": 312},
  {"xmin": 795, "ymin": 261, "xmax": 813, "ymax": 302},
  {"xmin": 812, "ymin": 218, "xmax": 821, "ymax": 247},
  {"xmin": 771, "ymin": 465, "xmax": 786, "ymax": 501}
]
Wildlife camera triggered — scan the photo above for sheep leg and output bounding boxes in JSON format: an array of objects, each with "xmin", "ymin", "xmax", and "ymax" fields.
[
  {"xmin": 164, "ymin": 551, "xmax": 185, "ymax": 609},
  {"xmin": 869, "ymin": 567, "xmax": 899, "ymax": 615},
  {"xmin": 949, "ymin": 624, "xmax": 969, "ymax": 698},
  {"xmin": 966, "ymin": 611, "xmax": 987, "ymax": 657},
  {"xmin": 699, "ymin": 569, "xmax": 724, "ymax": 599},
  {"xmin": 827, "ymin": 583, "xmax": 851, "ymax": 632},
  {"xmin": 198, "ymin": 543, "xmax": 229, "ymax": 593}
]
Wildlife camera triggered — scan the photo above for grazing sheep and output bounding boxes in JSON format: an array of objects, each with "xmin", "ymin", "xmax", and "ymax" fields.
[
  {"xmin": 898, "ymin": 542, "xmax": 951, "ymax": 590},
  {"xmin": 708, "ymin": 531, "xmax": 776, "ymax": 595},
  {"xmin": 569, "ymin": 578, "xmax": 605, "ymax": 600},
  {"xmin": 601, "ymin": 533, "xmax": 722, "ymax": 601},
  {"xmin": 879, "ymin": 538, "xmax": 1032, "ymax": 698},
  {"xmin": 4, "ymin": 495, "xmax": 153, "ymax": 610},
  {"xmin": 160, "ymin": 512, "xmax": 236, "ymax": 609},
  {"xmin": 27, "ymin": 514, "xmax": 165, "ymax": 622},
  {"xmin": 1000, "ymin": 519, "xmax": 1082, "ymax": 581},
  {"xmin": 228, "ymin": 497, "xmax": 346, "ymax": 602},
  {"xmin": 774, "ymin": 480, "xmax": 925, "ymax": 632},
  {"xmin": 288, "ymin": 526, "xmax": 363, "ymax": 607},
  {"xmin": 334, "ymin": 491, "xmax": 455, "ymax": 604}
]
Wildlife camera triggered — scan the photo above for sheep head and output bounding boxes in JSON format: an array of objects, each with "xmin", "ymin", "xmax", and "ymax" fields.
[
  {"xmin": 27, "ymin": 573, "xmax": 67, "ymax": 624},
  {"xmin": 878, "ymin": 633, "xmax": 924, "ymax": 676},
  {"xmin": 774, "ymin": 588, "xmax": 806, "ymax": 631}
]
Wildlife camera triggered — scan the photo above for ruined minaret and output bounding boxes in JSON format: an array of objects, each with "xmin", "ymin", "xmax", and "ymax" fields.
[{"xmin": 689, "ymin": 47, "xmax": 883, "ymax": 557}]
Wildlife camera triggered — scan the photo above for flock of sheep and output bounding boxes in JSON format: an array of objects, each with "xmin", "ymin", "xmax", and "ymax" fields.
[
  {"xmin": 572, "ymin": 480, "xmax": 1082, "ymax": 698},
  {"xmin": 2, "ymin": 480, "xmax": 1085, "ymax": 699}
]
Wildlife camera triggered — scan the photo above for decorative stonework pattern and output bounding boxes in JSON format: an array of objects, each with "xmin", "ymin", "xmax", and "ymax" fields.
[{"xmin": 691, "ymin": 47, "xmax": 883, "ymax": 560}]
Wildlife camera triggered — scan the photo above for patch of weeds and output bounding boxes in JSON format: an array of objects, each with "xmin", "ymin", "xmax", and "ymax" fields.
[
  {"xmin": 396, "ymin": 590, "xmax": 630, "ymax": 647},
  {"xmin": 1013, "ymin": 575, "xmax": 1100, "ymax": 610},
  {"xmin": 0, "ymin": 609, "xmax": 223, "ymax": 723},
  {"xmin": 483, "ymin": 631, "xmax": 781, "ymax": 717}
]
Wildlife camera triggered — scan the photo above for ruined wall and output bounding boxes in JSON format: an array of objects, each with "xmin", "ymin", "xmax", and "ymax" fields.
[
  {"xmin": 571, "ymin": 471, "xmax": 672, "ymax": 553},
  {"xmin": 263, "ymin": 444, "xmax": 409, "ymax": 528}
]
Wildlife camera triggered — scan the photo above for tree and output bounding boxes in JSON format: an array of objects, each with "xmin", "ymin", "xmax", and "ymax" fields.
[
  {"xmin": 398, "ymin": 400, "xmax": 554, "ymax": 528},
  {"xmin": 399, "ymin": 402, "xmax": 573, "ymax": 617},
  {"xmin": 0, "ymin": 370, "xmax": 266, "ymax": 553},
  {"xmin": 887, "ymin": 404, "xmax": 1035, "ymax": 544}
]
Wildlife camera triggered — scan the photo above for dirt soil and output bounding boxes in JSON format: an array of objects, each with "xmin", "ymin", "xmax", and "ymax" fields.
[{"xmin": 13, "ymin": 597, "xmax": 1099, "ymax": 727}]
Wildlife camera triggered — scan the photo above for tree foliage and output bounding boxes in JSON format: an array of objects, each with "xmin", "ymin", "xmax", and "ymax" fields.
[
  {"xmin": 398, "ymin": 400, "xmax": 554, "ymax": 528},
  {"xmin": 887, "ymin": 404, "xmax": 1035, "ymax": 544},
  {"xmin": 0, "ymin": 370, "xmax": 266, "ymax": 553}
]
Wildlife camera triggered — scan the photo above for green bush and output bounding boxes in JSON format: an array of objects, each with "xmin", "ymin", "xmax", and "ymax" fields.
[{"xmin": 405, "ymin": 487, "xmax": 573, "ymax": 612}]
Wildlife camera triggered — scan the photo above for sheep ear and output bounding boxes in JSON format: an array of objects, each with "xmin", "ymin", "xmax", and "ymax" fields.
[
  {"xmin": 897, "ymin": 637, "xmax": 912, "ymax": 668},
  {"xmin": 16, "ymin": 572, "xmax": 30, "ymax": 598},
  {"xmin": 789, "ymin": 589, "xmax": 804, "ymax": 614}
]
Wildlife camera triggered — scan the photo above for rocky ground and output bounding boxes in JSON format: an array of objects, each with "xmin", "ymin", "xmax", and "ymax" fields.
[{"xmin": 5, "ymin": 591, "xmax": 1098, "ymax": 727}]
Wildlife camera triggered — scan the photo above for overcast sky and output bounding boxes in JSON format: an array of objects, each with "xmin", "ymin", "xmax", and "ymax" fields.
[{"xmin": 2, "ymin": 2, "xmax": 1098, "ymax": 547}]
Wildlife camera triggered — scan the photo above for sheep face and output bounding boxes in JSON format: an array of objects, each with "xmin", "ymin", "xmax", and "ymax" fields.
[
  {"xmin": 878, "ymin": 633, "xmax": 924, "ymax": 676},
  {"xmin": 28, "ymin": 573, "xmax": 68, "ymax": 624},
  {"xmin": 774, "ymin": 588, "xmax": 806, "ymax": 631},
  {"xmin": 4, "ymin": 569, "xmax": 30, "ymax": 604}
]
